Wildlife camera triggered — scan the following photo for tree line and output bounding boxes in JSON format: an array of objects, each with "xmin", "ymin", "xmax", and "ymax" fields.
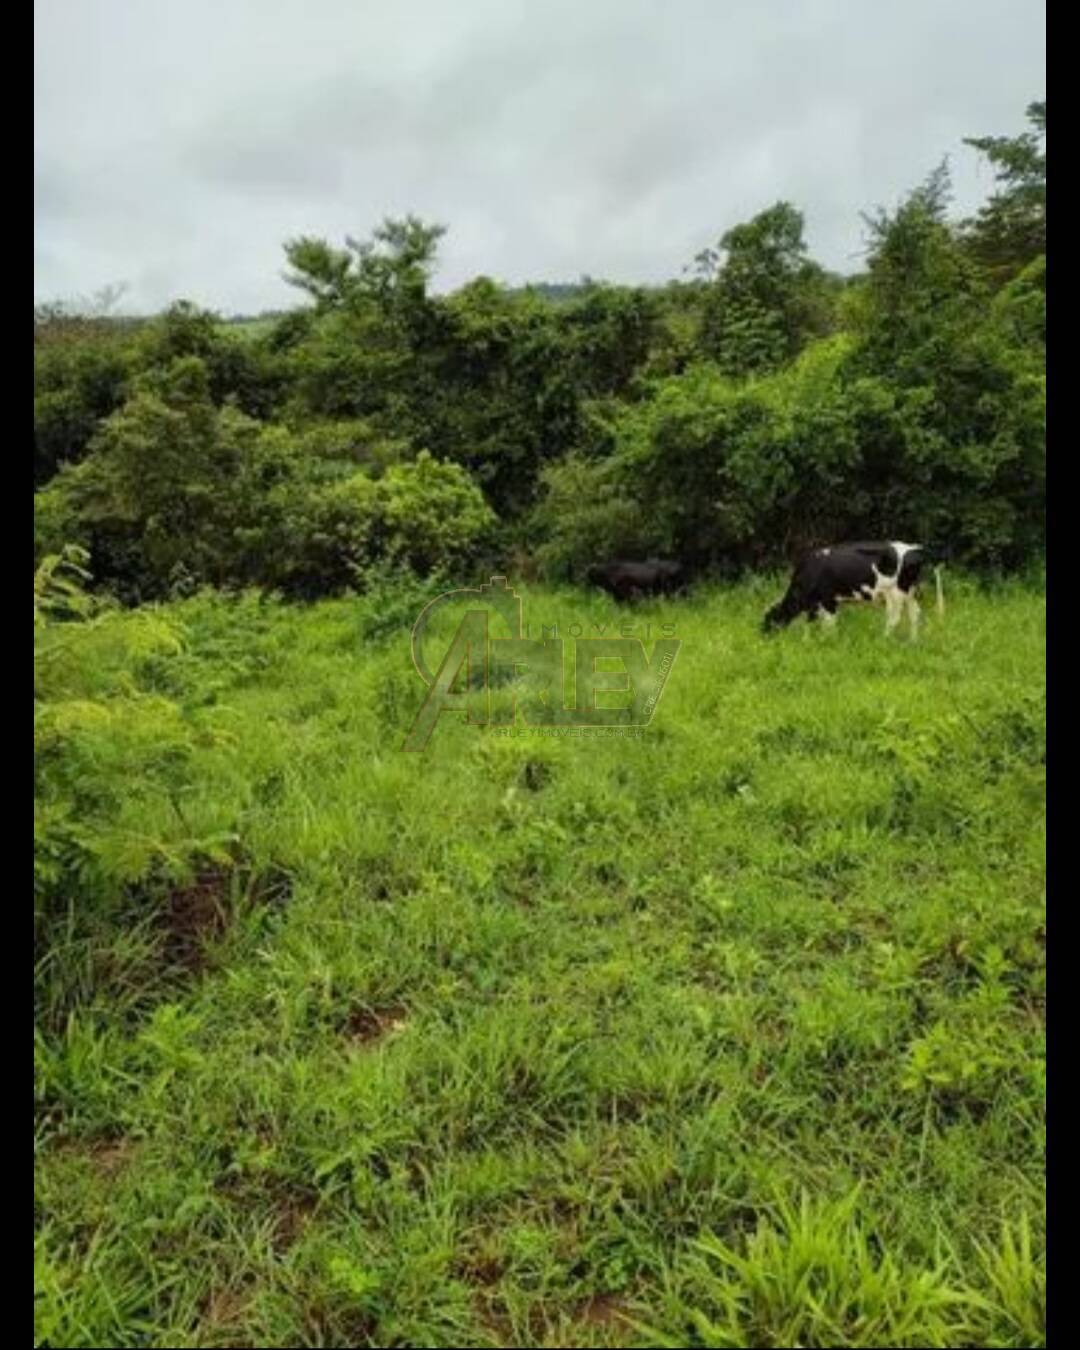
[{"xmin": 34, "ymin": 101, "xmax": 1045, "ymax": 601}]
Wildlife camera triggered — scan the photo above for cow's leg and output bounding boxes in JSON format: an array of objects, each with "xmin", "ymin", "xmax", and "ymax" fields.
[
  {"xmin": 884, "ymin": 588, "xmax": 904, "ymax": 636},
  {"xmin": 905, "ymin": 590, "xmax": 921, "ymax": 640},
  {"xmin": 815, "ymin": 601, "xmax": 838, "ymax": 634}
]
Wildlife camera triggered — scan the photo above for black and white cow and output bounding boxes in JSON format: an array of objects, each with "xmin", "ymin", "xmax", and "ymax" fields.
[{"xmin": 762, "ymin": 541, "xmax": 944, "ymax": 637}]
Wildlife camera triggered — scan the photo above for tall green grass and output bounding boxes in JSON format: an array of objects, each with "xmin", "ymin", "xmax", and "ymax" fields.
[{"xmin": 35, "ymin": 573, "xmax": 1045, "ymax": 1347}]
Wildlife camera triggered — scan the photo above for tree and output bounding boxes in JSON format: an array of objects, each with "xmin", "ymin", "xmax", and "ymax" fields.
[
  {"xmin": 697, "ymin": 202, "xmax": 835, "ymax": 376},
  {"xmin": 48, "ymin": 356, "xmax": 258, "ymax": 596},
  {"xmin": 963, "ymin": 101, "xmax": 1045, "ymax": 284},
  {"xmin": 282, "ymin": 218, "xmax": 450, "ymax": 434},
  {"xmin": 34, "ymin": 338, "xmax": 134, "ymax": 485},
  {"xmin": 133, "ymin": 301, "xmax": 286, "ymax": 419},
  {"xmin": 854, "ymin": 161, "xmax": 982, "ymax": 376},
  {"xmin": 34, "ymin": 286, "xmax": 140, "ymax": 484},
  {"xmin": 284, "ymin": 216, "xmax": 446, "ymax": 323},
  {"xmin": 847, "ymin": 161, "xmax": 1044, "ymax": 564}
]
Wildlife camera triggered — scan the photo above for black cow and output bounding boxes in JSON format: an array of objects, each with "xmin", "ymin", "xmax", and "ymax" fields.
[
  {"xmin": 587, "ymin": 559, "xmax": 684, "ymax": 602},
  {"xmin": 763, "ymin": 541, "xmax": 943, "ymax": 637}
]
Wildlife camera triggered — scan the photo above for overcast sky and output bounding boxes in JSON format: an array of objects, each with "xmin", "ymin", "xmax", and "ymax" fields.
[{"xmin": 35, "ymin": 0, "xmax": 1044, "ymax": 315}]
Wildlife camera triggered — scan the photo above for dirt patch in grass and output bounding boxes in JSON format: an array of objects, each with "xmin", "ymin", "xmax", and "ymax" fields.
[
  {"xmin": 454, "ymin": 1249, "xmax": 505, "ymax": 1287},
  {"xmin": 271, "ymin": 1184, "xmax": 320, "ymax": 1253},
  {"xmin": 340, "ymin": 1003, "xmax": 409, "ymax": 1048},
  {"xmin": 48, "ymin": 1133, "xmax": 139, "ymax": 1181},
  {"xmin": 161, "ymin": 859, "xmax": 293, "ymax": 974},
  {"xmin": 473, "ymin": 1298, "xmax": 515, "ymax": 1347},
  {"xmin": 86, "ymin": 1135, "xmax": 138, "ymax": 1179},
  {"xmin": 479, "ymin": 1317, "xmax": 515, "ymax": 1347},
  {"xmin": 575, "ymin": 1294, "xmax": 633, "ymax": 1330},
  {"xmin": 162, "ymin": 867, "xmax": 232, "ymax": 971},
  {"xmin": 212, "ymin": 1168, "xmax": 319, "ymax": 1254},
  {"xmin": 303, "ymin": 1309, "xmax": 378, "ymax": 1347},
  {"xmin": 198, "ymin": 1282, "xmax": 257, "ymax": 1346}
]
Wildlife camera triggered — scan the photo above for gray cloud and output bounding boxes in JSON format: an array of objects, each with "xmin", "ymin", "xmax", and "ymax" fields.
[{"xmin": 35, "ymin": 0, "xmax": 1044, "ymax": 314}]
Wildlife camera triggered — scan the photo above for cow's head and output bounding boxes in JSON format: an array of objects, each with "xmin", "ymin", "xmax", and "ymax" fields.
[{"xmin": 762, "ymin": 598, "xmax": 795, "ymax": 633}]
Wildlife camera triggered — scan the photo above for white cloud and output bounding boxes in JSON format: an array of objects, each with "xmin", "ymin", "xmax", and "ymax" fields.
[{"xmin": 35, "ymin": 0, "xmax": 1045, "ymax": 312}]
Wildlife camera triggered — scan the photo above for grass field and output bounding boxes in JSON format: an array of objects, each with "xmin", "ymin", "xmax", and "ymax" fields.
[{"xmin": 34, "ymin": 573, "xmax": 1046, "ymax": 1348}]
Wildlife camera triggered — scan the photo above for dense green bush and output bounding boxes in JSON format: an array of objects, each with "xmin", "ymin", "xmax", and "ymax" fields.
[
  {"xmin": 35, "ymin": 360, "xmax": 495, "ymax": 601},
  {"xmin": 261, "ymin": 450, "xmax": 496, "ymax": 597},
  {"xmin": 34, "ymin": 327, "xmax": 135, "ymax": 485},
  {"xmin": 534, "ymin": 157, "xmax": 1045, "ymax": 576}
]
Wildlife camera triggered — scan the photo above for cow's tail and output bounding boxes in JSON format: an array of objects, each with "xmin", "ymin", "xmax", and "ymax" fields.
[{"xmin": 934, "ymin": 564, "xmax": 945, "ymax": 619}]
